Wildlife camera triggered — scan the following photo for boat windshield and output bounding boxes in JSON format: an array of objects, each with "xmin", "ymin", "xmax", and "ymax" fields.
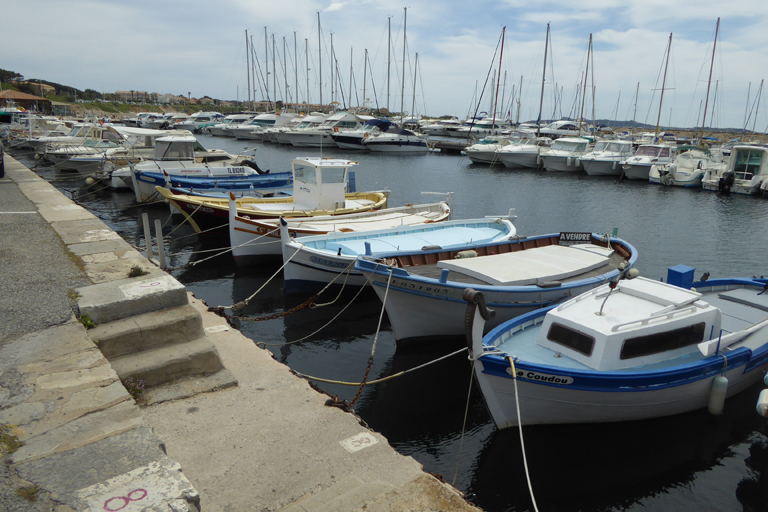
[
  {"xmin": 635, "ymin": 146, "xmax": 662, "ymax": 157},
  {"xmin": 593, "ymin": 141, "xmax": 609, "ymax": 151},
  {"xmin": 552, "ymin": 141, "xmax": 586, "ymax": 152},
  {"xmin": 607, "ymin": 142, "xmax": 631, "ymax": 153},
  {"xmin": 294, "ymin": 164, "xmax": 317, "ymax": 184},
  {"xmin": 733, "ymin": 149, "xmax": 765, "ymax": 179},
  {"xmin": 151, "ymin": 141, "xmax": 195, "ymax": 160},
  {"xmin": 321, "ymin": 167, "xmax": 347, "ymax": 184}
]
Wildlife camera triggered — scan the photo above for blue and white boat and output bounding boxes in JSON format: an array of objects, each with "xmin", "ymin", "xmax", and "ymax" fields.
[
  {"xmin": 701, "ymin": 145, "xmax": 768, "ymax": 195},
  {"xmin": 464, "ymin": 266, "xmax": 768, "ymax": 428},
  {"xmin": 355, "ymin": 232, "xmax": 638, "ymax": 343},
  {"xmin": 280, "ymin": 214, "xmax": 517, "ymax": 294}
]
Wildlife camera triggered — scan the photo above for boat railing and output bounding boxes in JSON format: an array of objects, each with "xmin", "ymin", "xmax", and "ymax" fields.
[{"xmin": 611, "ymin": 305, "xmax": 699, "ymax": 333}]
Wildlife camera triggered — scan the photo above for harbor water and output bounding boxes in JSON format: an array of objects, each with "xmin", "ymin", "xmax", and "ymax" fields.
[{"xmin": 16, "ymin": 135, "xmax": 768, "ymax": 512}]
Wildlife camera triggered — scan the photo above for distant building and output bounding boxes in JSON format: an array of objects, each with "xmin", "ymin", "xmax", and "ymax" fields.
[
  {"xmin": 114, "ymin": 90, "xmax": 150, "ymax": 102},
  {"xmin": 51, "ymin": 101, "xmax": 73, "ymax": 117},
  {"xmin": 0, "ymin": 90, "xmax": 51, "ymax": 112}
]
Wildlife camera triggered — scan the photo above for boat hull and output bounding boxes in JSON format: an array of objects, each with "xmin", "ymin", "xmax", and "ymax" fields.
[
  {"xmin": 582, "ymin": 158, "xmax": 622, "ymax": 176},
  {"xmin": 497, "ymin": 151, "xmax": 539, "ymax": 169},
  {"xmin": 541, "ymin": 154, "xmax": 584, "ymax": 172}
]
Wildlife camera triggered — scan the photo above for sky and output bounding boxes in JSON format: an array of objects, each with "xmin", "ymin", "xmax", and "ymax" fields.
[{"xmin": 4, "ymin": 0, "xmax": 768, "ymax": 130}]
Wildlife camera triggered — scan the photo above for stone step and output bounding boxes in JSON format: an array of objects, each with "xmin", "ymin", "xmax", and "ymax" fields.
[
  {"xmin": 110, "ymin": 337, "xmax": 226, "ymax": 388},
  {"xmin": 76, "ymin": 274, "xmax": 189, "ymax": 324},
  {"xmin": 89, "ymin": 304, "xmax": 205, "ymax": 359}
]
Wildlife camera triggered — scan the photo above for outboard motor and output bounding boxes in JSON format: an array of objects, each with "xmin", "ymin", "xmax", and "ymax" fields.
[
  {"xmin": 243, "ymin": 159, "xmax": 269, "ymax": 174},
  {"xmin": 718, "ymin": 171, "xmax": 735, "ymax": 195}
]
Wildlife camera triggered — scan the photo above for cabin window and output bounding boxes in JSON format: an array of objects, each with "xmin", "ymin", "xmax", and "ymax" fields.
[
  {"xmin": 659, "ymin": 148, "xmax": 671, "ymax": 157},
  {"xmin": 620, "ymin": 323, "xmax": 705, "ymax": 360},
  {"xmin": 294, "ymin": 164, "xmax": 317, "ymax": 184},
  {"xmin": 733, "ymin": 149, "xmax": 763, "ymax": 179},
  {"xmin": 322, "ymin": 168, "xmax": 346, "ymax": 184},
  {"xmin": 547, "ymin": 323, "xmax": 595, "ymax": 356}
]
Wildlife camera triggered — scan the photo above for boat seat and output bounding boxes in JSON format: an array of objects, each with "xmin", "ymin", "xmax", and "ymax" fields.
[{"xmin": 718, "ymin": 288, "xmax": 768, "ymax": 313}]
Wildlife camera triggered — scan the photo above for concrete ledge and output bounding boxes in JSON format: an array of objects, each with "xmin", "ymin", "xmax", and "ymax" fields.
[{"xmin": 76, "ymin": 274, "xmax": 189, "ymax": 324}]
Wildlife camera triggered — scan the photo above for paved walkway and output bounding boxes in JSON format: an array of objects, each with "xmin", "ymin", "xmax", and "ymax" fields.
[{"xmin": 0, "ymin": 155, "xmax": 481, "ymax": 512}]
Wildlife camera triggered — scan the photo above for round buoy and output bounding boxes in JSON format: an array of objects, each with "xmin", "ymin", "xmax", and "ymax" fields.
[
  {"xmin": 708, "ymin": 375, "xmax": 728, "ymax": 415},
  {"xmin": 85, "ymin": 177, "xmax": 95, "ymax": 185},
  {"xmin": 34, "ymin": 154, "xmax": 41, "ymax": 160}
]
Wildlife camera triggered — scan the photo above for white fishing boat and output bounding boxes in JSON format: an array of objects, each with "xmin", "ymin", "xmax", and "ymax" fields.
[
  {"xmin": 580, "ymin": 140, "xmax": 635, "ymax": 176},
  {"xmin": 124, "ymin": 135, "xmax": 258, "ymax": 201},
  {"xmin": 540, "ymin": 137, "xmax": 591, "ymax": 172},
  {"xmin": 330, "ymin": 119, "xmax": 394, "ymax": 150},
  {"xmin": 280, "ymin": 215, "xmax": 515, "ymax": 293},
  {"xmin": 464, "ymin": 265, "xmax": 768, "ymax": 428},
  {"xmin": 354, "ymin": 231, "xmax": 638, "ymax": 344},
  {"xmin": 229, "ymin": 199, "xmax": 451, "ymax": 265},
  {"xmin": 701, "ymin": 145, "xmax": 768, "ymax": 195},
  {"xmin": 156, "ymin": 157, "xmax": 389, "ymax": 236},
  {"xmin": 496, "ymin": 138, "xmax": 552, "ymax": 169},
  {"xmin": 621, "ymin": 144, "xmax": 676, "ymax": 180}
]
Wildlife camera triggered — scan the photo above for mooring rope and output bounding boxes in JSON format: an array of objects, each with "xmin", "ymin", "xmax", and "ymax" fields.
[
  {"xmin": 452, "ymin": 364, "xmax": 475, "ymax": 487},
  {"xmin": 349, "ymin": 269, "xmax": 392, "ymax": 406},
  {"xmin": 292, "ymin": 347, "xmax": 468, "ymax": 385},
  {"xmin": 506, "ymin": 356, "xmax": 540, "ymax": 512}
]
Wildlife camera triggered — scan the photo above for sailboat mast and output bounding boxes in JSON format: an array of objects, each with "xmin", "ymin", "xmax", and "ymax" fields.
[
  {"xmin": 516, "ymin": 75, "xmax": 523, "ymax": 126},
  {"xmin": 411, "ymin": 53, "xmax": 418, "ymax": 120},
  {"xmin": 363, "ymin": 48, "xmax": 368, "ymax": 108},
  {"xmin": 318, "ymin": 12, "xmax": 322, "ymax": 110},
  {"xmin": 349, "ymin": 47, "xmax": 353, "ymax": 109},
  {"xmin": 401, "ymin": 7, "xmax": 407, "ymax": 123},
  {"xmin": 578, "ymin": 34, "xmax": 591, "ymax": 136},
  {"xmin": 284, "ymin": 36, "xmax": 288, "ymax": 107},
  {"xmin": 264, "ymin": 28, "xmax": 269, "ymax": 110},
  {"xmin": 272, "ymin": 34, "xmax": 277, "ymax": 109},
  {"xmin": 492, "ymin": 26, "xmax": 506, "ymax": 134},
  {"xmin": 699, "ymin": 18, "xmax": 720, "ymax": 143},
  {"xmin": 632, "ymin": 82, "xmax": 639, "ymax": 139},
  {"xmin": 537, "ymin": 23, "xmax": 550, "ymax": 137},
  {"xmin": 330, "ymin": 33, "xmax": 334, "ymax": 108},
  {"xmin": 306, "ymin": 38, "xmax": 310, "ymax": 106},
  {"xmin": 387, "ymin": 17, "xmax": 391, "ymax": 113},
  {"xmin": 295, "ymin": 32, "xmax": 298, "ymax": 108},
  {"xmin": 245, "ymin": 31, "xmax": 251, "ymax": 111},
  {"xmin": 753, "ymin": 80, "xmax": 764, "ymax": 134},
  {"xmin": 655, "ymin": 33, "xmax": 673, "ymax": 139}
]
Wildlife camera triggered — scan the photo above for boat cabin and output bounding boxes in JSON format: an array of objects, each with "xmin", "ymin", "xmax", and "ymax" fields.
[
  {"xmin": 634, "ymin": 144, "xmax": 675, "ymax": 159},
  {"xmin": 550, "ymin": 137, "xmax": 589, "ymax": 153},
  {"xmin": 729, "ymin": 145, "xmax": 767, "ymax": 181},
  {"xmin": 290, "ymin": 157, "xmax": 356, "ymax": 210},
  {"xmin": 537, "ymin": 277, "xmax": 721, "ymax": 371},
  {"xmin": 146, "ymin": 136, "xmax": 229, "ymax": 162}
]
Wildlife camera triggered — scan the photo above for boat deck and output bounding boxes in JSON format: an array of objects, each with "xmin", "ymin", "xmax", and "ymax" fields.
[{"xmin": 404, "ymin": 247, "xmax": 626, "ymax": 287}]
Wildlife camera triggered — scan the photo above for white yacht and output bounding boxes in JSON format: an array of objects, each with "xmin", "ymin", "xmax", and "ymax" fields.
[
  {"xmin": 702, "ymin": 145, "xmax": 768, "ymax": 195},
  {"xmin": 580, "ymin": 140, "xmax": 635, "ymax": 176},
  {"xmin": 621, "ymin": 144, "xmax": 677, "ymax": 180},
  {"xmin": 496, "ymin": 137, "xmax": 553, "ymax": 169},
  {"xmin": 330, "ymin": 118, "xmax": 393, "ymax": 150},
  {"xmin": 421, "ymin": 118, "xmax": 462, "ymax": 137},
  {"xmin": 363, "ymin": 126, "xmax": 429, "ymax": 153},
  {"xmin": 540, "ymin": 137, "xmax": 591, "ymax": 172},
  {"xmin": 207, "ymin": 114, "xmax": 254, "ymax": 137},
  {"xmin": 649, "ymin": 147, "xmax": 725, "ymax": 187},
  {"xmin": 465, "ymin": 136, "xmax": 512, "ymax": 165},
  {"xmin": 180, "ymin": 112, "xmax": 225, "ymax": 133},
  {"xmin": 279, "ymin": 112, "xmax": 367, "ymax": 148},
  {"xmin": 231, "ymin": 113, "xmax": 294, "ymax": 140}
]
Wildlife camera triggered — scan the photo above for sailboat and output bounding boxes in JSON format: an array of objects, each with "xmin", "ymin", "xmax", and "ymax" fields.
[{"xmin": 364, "ymin": 8, "xmax": 429, "ymax": 153}]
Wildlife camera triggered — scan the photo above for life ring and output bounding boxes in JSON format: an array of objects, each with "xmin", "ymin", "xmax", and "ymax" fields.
[{"xmin": 333, "ymin": 126, "xmax": 339, "ymax": 132}]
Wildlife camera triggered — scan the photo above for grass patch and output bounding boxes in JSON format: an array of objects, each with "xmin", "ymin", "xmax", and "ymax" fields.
[
  {"xmin": 0, "ymin": 425, "xmax": 25, "ymax": 454},
  {"xmin": 78, "ymin": 314, "xmax": 96, "ymax": 329},
  {"xmin": 67, "ymin": 288, "xmax": 81, "ymax": 301},
  {"xmin": 15, "ymin": 485, "xmax": 39, "ymax": 501},
  {"xmin": 128, "ymin": 265, "xmax": 149, "ymax": 278},
  {"xmin": 63, "ymin": 247, "xmax": 86, "ymax": 274}
]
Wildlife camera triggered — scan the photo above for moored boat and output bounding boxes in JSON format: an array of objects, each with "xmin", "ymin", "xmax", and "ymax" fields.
[
  {"xmin": 355, "ymin": 231, "xmax": 637, "ymax": 344},
  {"xmin": 464, "ymin": 265, "xmax": 768, "ymax": 428},
  {"xmin": 156, "ymin": 157, "xmax": 389, "ymax": 236}
]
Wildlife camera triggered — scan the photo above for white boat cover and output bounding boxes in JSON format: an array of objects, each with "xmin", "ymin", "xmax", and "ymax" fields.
[{"xmin": 436, "ymin": 244, "xmax": 615, "ymax": 286}]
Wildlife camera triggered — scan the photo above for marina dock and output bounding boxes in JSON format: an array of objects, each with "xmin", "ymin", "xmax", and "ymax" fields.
[{"xmin": 0, "ymin": 155, "xmax": 480, "ymax": 512}]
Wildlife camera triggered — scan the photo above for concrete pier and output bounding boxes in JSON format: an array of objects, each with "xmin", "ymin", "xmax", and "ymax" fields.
[{"xmin": 0, "ymin": 155, "xmax": 481, "ymax": 511}]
